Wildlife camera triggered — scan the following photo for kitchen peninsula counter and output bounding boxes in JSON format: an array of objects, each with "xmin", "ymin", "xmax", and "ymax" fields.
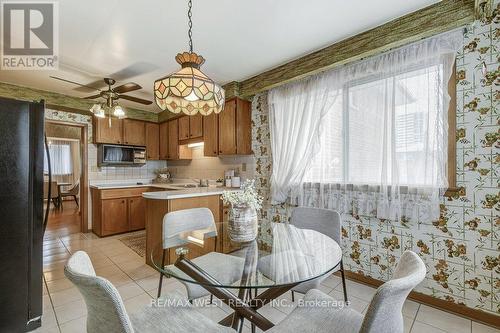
[{"xmin": 143, "ymin": 187, "xmax": 239, "ymax": 266}]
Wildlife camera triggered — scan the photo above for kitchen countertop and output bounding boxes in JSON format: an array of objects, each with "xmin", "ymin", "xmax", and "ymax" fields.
[
  {"xmin": 89, "ymin": 183, "xmax": 180, "ymax": 190},
  {"xmin": 89, "ymin": 182, "xmax": 240, "ymax": 200},
  {"xmin": 142, "ymin": 187, "xmax": 239, "ymax": 200}
]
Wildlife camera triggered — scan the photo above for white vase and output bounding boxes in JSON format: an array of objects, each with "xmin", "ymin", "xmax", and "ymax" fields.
[{"xmin": 228, "ymin": 205, "xmax": 258, "ymax": 242}]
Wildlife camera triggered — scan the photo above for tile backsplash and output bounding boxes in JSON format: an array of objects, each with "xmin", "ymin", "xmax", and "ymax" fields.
[
  {"xmin": 87, "ymin": 144, "xmax": 165, "ymax": 184},
  {"xmin": 166, "ymin": 146, "xmax": 255, "ymax": 181}
]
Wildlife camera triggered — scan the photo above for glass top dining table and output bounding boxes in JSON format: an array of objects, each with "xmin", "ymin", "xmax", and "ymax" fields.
[
  {"xmin": 151, "ymin": 222, "xmax": 342, "ymax": 290},
  {"xmin": 150, "ymin": 221, "xmax": 342, "ymax": 331}
]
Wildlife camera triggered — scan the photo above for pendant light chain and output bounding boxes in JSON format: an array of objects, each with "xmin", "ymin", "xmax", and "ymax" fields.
[{"xmin": 188, "ymin": 0, "xmax": 193, "ymax": 53}]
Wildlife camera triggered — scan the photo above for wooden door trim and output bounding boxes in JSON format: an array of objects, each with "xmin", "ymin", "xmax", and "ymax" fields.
[{"xmin": 45, "ymin": 120, "xmax": 89, "ymax": 233}]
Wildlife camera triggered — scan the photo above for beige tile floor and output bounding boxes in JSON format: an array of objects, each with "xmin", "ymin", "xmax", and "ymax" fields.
[{"xmin": 33, "ymin": 232, "xmax": 499, "ymax": 333}]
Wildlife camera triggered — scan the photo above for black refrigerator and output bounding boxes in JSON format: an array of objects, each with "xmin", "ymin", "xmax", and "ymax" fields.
[{"xmin": 0, "ymin": 97, "xmax": 48, "ymax": 332}]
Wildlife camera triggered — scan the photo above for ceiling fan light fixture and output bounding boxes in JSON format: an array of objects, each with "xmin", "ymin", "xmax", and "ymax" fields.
[
  {"xmin": 90, "ymin": 103, "xmax": 106, "ymax": 118},
  {"xmin": 154, "ymin": 0, "xmax": 224, "ymax": 116},
  {"xmin": 113, "ymin": 105, "xmax": 125, "ymax": 118}
]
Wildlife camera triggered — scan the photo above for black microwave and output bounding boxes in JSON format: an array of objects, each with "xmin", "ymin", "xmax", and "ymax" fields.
[{"xmin": 98, "ymin": 144, "xmax": 146, "ymax": 166}]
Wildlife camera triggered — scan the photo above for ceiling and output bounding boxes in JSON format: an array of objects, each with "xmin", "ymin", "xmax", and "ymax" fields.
[{"xmin": 0, "ymin": 0, "xmax": 439, "ymax": 112}]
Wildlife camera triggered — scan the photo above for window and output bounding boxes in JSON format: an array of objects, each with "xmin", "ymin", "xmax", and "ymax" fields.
[
  {"xmin": 305, "ymin": 64, "xmax": 456, "ymax": 189},
  {"xmin": 44, "ymin": 142, "xmax": 73, "ymax": 175}
]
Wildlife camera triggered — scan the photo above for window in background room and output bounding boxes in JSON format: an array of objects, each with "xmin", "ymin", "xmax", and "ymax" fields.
[{"xmin": 44, "ymin": 141, "xmax": 73, "ymax": 175}]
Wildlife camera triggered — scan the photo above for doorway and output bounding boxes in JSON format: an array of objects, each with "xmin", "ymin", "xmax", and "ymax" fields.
[{"xmin": 44, "ymin": 120, "xmax": 88, "ymax": 237}]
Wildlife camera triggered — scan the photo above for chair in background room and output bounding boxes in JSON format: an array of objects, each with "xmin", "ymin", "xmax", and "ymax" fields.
[
  {"xmin": 157, "ymin": 207, "xmax": 244, "ymax": 302},
  {"xmin": 43, "ymin": 180, "xmax": 59, "ymax": 209},
  {"xmin": 64, "ymin": 251, "xmax": 235, "ymax": 333},
  {"xmin": 60, "ymin": 182, "xmax": 80, "ymax": 208},
  {"xmin": 269, "ymin": 251, "xmax": 426, "ymax": 333}
]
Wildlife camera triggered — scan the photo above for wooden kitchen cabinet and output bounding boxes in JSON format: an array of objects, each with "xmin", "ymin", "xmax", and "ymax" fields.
[
  {"xmin": 235, "ymin": 98, "xmax": 252, "ymax": 154},
  {"xmin": 91, "ymin": 186, "xmax": 158, "ymax": 237},
  {"xmin": 167, "ymin": 119, "xmax": 179, "ymax": 159},
  {"xmin": 178, "ymin": 116, "xmax": 190, "ymax": 141},
  {"xmin": 159, "ymin": 122, "xmax": 169, "ymax": 160},
  {"xmin": 101, "ymin": 198, "xmax": 128, "ymax": 235},
  {"xmin": 189, "ymin": 113, "xmax": 203, "ymax": 139},
  {"xmin": 217, "ymin": 98, "xmax": 252, "ymax": 155},
  {"xmin": 94, "ymin": 117, "xmax": 123, "ymax": 144},
  {"xmin": 94, "ymin": 117, "xmax": 147, "ymax": 147},
  {"xmin": 145, "ymin": 122, "xmax": 160, "ymax": 160},
  {"xmin": 128, "ymin": 196, "xmax": 146, "ymax": 231},
  {"xmin": 178, "ymin": 114, "xmax": 203, "ymax": 142},
  {"xmin": 123, "ymin": 119, "xmax": 146, "ymax": 146},
  {"xmin": 203, "ymin": 112, "xmax": 218, "ymax": 156},
  {"xmin": 218, "ymin": 99, "xmax": 237, "ymax": 154}
]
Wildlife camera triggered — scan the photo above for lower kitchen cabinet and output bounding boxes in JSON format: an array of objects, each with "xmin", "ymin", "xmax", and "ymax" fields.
[
  {"xmin": 91, "ymin": 187, "xmax": 152, "ymax": 237},
  {"xmin": 101, "ymin": 198, "xmax": 128, "ymax": 235},
  {"xmin": 128, "ymin": 196, "xmax": 146, "ymax": 231}
]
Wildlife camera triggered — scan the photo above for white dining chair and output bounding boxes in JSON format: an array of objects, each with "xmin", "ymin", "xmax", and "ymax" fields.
[
  {"xmin": 157, "ymin": 207, "xmax": 244, "ymax": 302},
  {"xmin": 268, "ymin": 250, "xmax": 426, "ymax": 333},
  {"xmin": 64, "ymin": 251, "xmax": 235, "ymax": 333},
  {"xmin": 288, "ymin": 207, "xmax": 347, "ymax": 302}
]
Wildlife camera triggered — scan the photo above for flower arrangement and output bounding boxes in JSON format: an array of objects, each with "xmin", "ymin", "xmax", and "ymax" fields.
[{"xmin": 221, "ymin": 179, "xmax": 263, "ymax": 210}]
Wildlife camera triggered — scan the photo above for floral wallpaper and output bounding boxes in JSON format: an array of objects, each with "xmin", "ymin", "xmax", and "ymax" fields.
[{"xmin": 251, "ymin": 4, "xmax": 500, "ymax": 317}]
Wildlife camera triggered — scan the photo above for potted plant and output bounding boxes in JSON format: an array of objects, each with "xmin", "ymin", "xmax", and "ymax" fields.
[{"xmin": 221, "ymin": 179, "xmax": 263, "ymax": 242}]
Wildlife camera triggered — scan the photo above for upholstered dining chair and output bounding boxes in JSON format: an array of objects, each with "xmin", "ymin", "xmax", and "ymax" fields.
[
  {"xmin": 157, "ymin": 207, "xmax": 244, "ymax": 302},
  {"xmin": 289, "ymin": 207, "xmax": 347, "ymax": 302},
  {"xmin": 65, "ymin": 251, "xmax": 235, "ymax": 333},
  {"xmin": 268, "ymin": 250, "xmax": 426, "ymax": 333},
  {"xmin": 60, "ymin": 182, "xmax": 80, "ymax": 208},
  {"xmin": 43, "ymin": 181, "xmax": 59, "ymax": 209}
]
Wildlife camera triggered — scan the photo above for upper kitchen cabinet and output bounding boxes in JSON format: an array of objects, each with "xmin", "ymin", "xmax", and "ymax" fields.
[
  {"xmin": 145, "ymin": 122, "xmax": 160, "ymax": 160},
  {"xmin": 123, "ymin": 119, "xmax": 145, "ymax": 146},
  {"xmin": 189, "ymin": 113, "xmax": 203, "ymax": 139},
  {"xmin": 94, "ymin": 117, "xmax": 123, "ymax": 144},
  {"xmin": 218, "ymin": 99, "xmax": 237, "ymax": 154},
  {"xmin": 94, "ymin": 117, "xmax": 146, "ymax": 146},
  {"xmin": 218, "ymin": 97, "xmax": 251, "ymax": 155},
  {"xmin": 178, "ymin": 114, "xmax": 203, "ymax": 143},
  {"xmin": 178, "ymin": 116, "xmax": 190, "ymax": 141},
  {"xmin": 167, "ymin": 119, "xmax": 179, "ymax": 160},
  {"xmin": 235, "ymin": 98, "xmax": 252, "ymax": 155},
  {"xmin": 162, "ymin": 119, "xmax": 192, "ymax": 160},
  {"xmin": 203, "ymin": 112, "xmax": 218, "ymax": 157},
  {"xmin": 159, "ymin": 121, "xmax": 169, "ymax": 160}
]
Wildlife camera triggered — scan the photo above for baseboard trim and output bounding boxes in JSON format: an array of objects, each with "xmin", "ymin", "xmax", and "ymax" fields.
[{"xmin": 335, "ymin": 271, "xmax": 499, "ymax": 329}]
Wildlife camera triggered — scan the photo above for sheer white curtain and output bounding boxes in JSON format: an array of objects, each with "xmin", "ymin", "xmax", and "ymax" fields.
[
  {"xmin": 269, "ymin": 30, "xmax": 462, "ymax": 222},
  {"xmin": 268, "ymin": 73, "xmax": 342, "ymax": 203},
  {"xmin": 44, "ymin": 139, "xmax": 80, "ymax": 186}
]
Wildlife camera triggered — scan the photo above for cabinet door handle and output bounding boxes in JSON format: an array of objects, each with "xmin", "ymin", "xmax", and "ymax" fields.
[
  {"xmin": 130, "ymin": 200, "xmax": 133, "ymax": 203},
  {"xmin": 121, "ymin": 200, "xmax": 125, "ymax": 203}
]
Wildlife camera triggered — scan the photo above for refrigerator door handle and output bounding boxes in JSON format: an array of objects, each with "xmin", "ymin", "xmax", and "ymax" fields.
[{"xmin": 43, "ymin": 135, "xmax": 51, "ymax": 234}]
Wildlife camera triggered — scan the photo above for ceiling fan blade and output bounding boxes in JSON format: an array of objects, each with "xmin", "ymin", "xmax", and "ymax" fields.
[
  {"xmin": 113, "ymin": 82, "xmax": 142, "ymax": 94},
  {"xmin": 83, "ymin": 94, "xmax": 102, "ymax": 100},
  {"xmin": 118, "ymin": 94, "xmax": 152, "ymax": 105},
  {"xmin": 50, "ymin": 76, "xmax": 101, "ymax": 92}
]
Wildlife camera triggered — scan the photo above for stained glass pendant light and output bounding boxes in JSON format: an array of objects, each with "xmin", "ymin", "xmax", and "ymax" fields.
[{"xmin": 154, "ymin": 0, "xmax": 225, "ymax": 115}]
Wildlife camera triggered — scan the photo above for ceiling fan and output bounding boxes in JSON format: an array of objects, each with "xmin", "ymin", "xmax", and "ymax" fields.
[{"xmin": 50, "ymin": 76, "xmax": 152, "ymax": 106}]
